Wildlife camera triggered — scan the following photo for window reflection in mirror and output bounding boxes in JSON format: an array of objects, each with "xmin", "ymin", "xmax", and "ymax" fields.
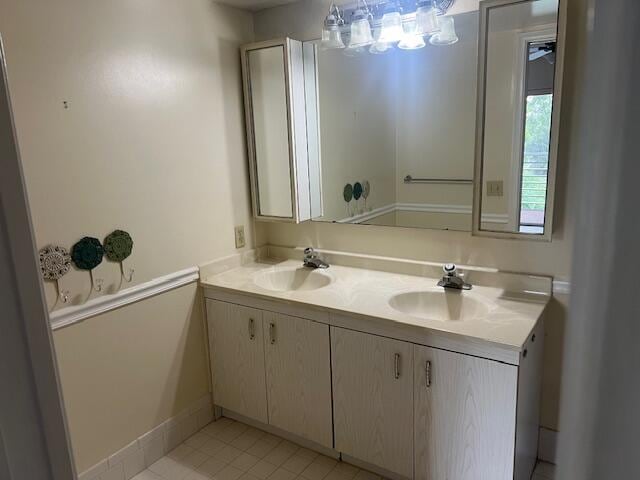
[{"xmin": 476, "ymin": 0, "xmax": 561, "ymax": 239}]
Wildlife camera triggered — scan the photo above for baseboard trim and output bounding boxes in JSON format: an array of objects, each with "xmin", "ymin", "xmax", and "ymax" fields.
[
  {"xmin": 538, "ymin": 427, "xmax": 558, "ymax": 464},
  {"xmin": 50, "ymin": 267, "xmax": 199, "ymax": 330},
  {"xmin": 78, "ymin": 394, "xmax": 214, "ymax": 480}
]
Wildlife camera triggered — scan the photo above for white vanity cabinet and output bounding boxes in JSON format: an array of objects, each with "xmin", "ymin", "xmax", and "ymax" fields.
[
  {"xmin": 204, "ymin": 289, "xmax": 543, "ymax": 480},
  {"xmin": 414, "ymin": 346, "xmax": 519, "ymax": 480},
  {"xmin": 206, "ymin": 299, "xmax": 333, "ymax": 447},
  {"xmin": 206, "ymin": 300, "xmax": 268, "ymax": 423},
  {"xmin": 263, "ymin": 311, "xmax": 333, "ymax": 448},
  {"xmin": 331, "ymin": 327, "xmax": 414, "ymax": 479}
]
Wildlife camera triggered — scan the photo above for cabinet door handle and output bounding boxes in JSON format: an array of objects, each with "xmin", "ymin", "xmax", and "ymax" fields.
[
  {"xmin": 394, "ymin": 353, "xmax": 401, "ymax": 379},
  {"xmin": 269, "ymin": 322, "xmax": 276, "ymax": 344},
  {"xmin": 248, "ymin": 318, "xmax": 255, "ymax": 340},
  {"xmin": 425, "ymin": 360, "xmax": 432, "ymax": 388}
]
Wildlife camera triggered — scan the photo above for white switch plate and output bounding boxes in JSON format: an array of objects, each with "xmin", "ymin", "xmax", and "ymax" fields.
[
  {"xmin": 486, "ymin": 180, "xmax": 504, "ymax": 197},
  {"xmin": 234, "ymin": 226, "xmax": 246, "ymax": 249}
]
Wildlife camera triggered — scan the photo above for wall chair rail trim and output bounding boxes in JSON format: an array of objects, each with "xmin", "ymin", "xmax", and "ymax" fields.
[{"xmin": 49, "ymin": 267, "xmax": 199, "ymax": 330}]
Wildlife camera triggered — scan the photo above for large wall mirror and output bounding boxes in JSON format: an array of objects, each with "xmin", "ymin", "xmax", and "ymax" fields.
[
  {"xmin": 242, "ymin": 0, "xmax": 565, "ymax": 237},
  {"xmin": 473, "ymin": 0, "xmax": 565, "ymax": 240},
  {"xmin": 304, "ymin": 7, "xmax": 481, "ymax": 231}
]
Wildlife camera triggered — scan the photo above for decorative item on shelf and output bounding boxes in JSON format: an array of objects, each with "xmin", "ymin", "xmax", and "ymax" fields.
[
  {"xmin": 343, "ymin": 183, "xmax": 354, "ymax": 216},
  {"xmin": 71, "ymin": 236, "xmax": 104, "ymax": 292},
  {"xmin": 321, "ymin": 0, "xmax": 456, "ymax": 55},
  {"xmin": 362, "ymin": 180, "xmax": 371, "ymax": 211},
  {"xmin": 104, "ymin": 229, "xmax": 134, "ymax": 283},
  {"xmin": 39, "ymin": 245, "xmax": 72, "ymax": 305}
]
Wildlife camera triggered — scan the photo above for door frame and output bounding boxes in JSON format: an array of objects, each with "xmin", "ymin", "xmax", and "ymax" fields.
[{"xmin": 0, "ymin": 34, "xmax": 76, "ymax": 479}]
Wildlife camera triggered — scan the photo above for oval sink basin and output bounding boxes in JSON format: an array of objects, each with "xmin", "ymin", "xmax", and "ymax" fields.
[
  {"xmin": 389, "ymin": 290, "xmax": 489, "ymax": 322},
  {"xmin": 253, "ymin": 267, "xmax": 332, "ymax": 292}
]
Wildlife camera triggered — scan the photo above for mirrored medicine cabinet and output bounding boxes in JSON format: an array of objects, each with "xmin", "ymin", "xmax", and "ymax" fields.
[{"xmin": 240, "ymin": 0, "xmax": 566, "ymax": 240}]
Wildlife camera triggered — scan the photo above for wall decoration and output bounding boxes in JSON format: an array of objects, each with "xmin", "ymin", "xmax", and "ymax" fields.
[
  {"xmin": 353, "ymin": 182, "xmax": 363, "ymax": 200},
  {"xmin": 362, "ymin": 180, "xmax": 371, "ymax": 212},
  {"xmin": 343, "ymin": 183, "xmax": 354, "ymax": 217},
  {"xmin": 39, "ymin": 245, "xmax": 71, "ymax": 281},
  {"xmin": 71, "ymin": 236, "xmax": 104, "ymax": 292},
  {"xmin": 104, "ymin": 230, "xmax": 133, "ymax": 262},
  {"xmin": 343, "ymin": 183, "xmax": 353, "ymax": 202},
  {"xmin": 39, "ymin": 245, "xmax": 72, "ymax": 304},
  {"xmin": 104, "ymin": 229, "xmax": 134, "ymax": 283}
]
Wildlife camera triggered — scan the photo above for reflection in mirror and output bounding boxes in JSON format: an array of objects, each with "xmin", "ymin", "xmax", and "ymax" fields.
[
  {"xmin": 305, "ymin": 12, "xmax": 479, "ymax": 231},
  {"xmin": 248, "ymin": 46, "xmax": 293, "ymax": 218},
  {"xmin": 475, "ymin": 0, "xmax": 562, "ymax": 238}
]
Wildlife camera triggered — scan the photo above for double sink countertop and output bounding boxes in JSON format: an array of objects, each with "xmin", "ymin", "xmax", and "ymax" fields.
[{"xmin": 200, "ymin": 256, "xmax": 551, "ymax": 362}]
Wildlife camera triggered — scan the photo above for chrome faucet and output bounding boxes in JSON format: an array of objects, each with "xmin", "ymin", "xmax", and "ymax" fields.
[
  {"xmin": 437, "ymin": 263, "xmax": 472, "ymax": 290},
  {"xmin": 303, "ymin": 247, "xmax": 329, "ymax": 269}
]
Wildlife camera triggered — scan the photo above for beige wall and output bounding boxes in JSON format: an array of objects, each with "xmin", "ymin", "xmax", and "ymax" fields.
[
  {"xmin": 316, "ymin": 49, "xmax": 396, "ymax": 220},
  {"xmin": 394, "ymin": 12, "xmax": 477, "ymax": 209},
  {"xmin": 0, "ymin": 0, "xmax": 256, "ymax": 471},
  {"xmin": 254, "ymin": 0, "xmax": 586, "ymax": 433}
]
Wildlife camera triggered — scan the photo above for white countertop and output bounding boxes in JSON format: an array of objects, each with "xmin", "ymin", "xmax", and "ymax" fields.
[{"xmin": 200, "ymin": 258, "xmax": 549, "ymax": 354}]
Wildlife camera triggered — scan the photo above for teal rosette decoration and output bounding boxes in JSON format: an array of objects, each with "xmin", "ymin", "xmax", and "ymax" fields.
[
  {"xmin": 104, "ymin": 230, "xmax": 133, "ymax": 262},
  {"xmin": 353, "ymin": 182, "xmax": 363, "ymax": 200},
  {"xmin": 71, "ymin": 237, "xmax": 104, "ymax": 270}
]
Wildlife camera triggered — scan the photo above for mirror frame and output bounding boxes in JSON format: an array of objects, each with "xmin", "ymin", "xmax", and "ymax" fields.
[
  {"xmin": 241, "ymin": 38, "xmax": 300, "ymax": 223},
  {"xmin": 472, "ymin": 0, "xmax": 567, "ymax": 241}
]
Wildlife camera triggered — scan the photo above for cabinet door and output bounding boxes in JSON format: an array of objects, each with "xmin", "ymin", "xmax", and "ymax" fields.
[
  {"xmin": 206, "ymin": 300, "xmax": 268, "ymax": 423},
  {"xmin": 414, "ymin": 345, "xmax": 518, "ymax": 480},
  {"xmin": 264, "ymin": 312, "xmax": 333, "ymax": 448},
  {"xmin": 331, "ymin": 327, "xmax": 413, "ymax": 478}
]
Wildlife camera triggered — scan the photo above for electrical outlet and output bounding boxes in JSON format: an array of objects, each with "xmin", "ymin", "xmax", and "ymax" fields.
[
  {"xmin": 486, "ymin": 180, "xmax": 504, "ymax": 197},
  {"xmin": 234, "ymin": 225, "xmax": 246, "ymax": 249}
]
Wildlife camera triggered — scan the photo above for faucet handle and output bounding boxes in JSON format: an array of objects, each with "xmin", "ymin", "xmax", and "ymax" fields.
[
  {"xmin": 443, "ymin": 263, "xmax": 457, "ymax": 275},
  {"xmin": 304, "ymin": 247, "xmax": 316, "ymax": 258}
]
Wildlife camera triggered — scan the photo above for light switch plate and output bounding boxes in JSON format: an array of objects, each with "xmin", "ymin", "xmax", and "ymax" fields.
[
  {"xmin": 234, "ymin": 226, "xmax": 246, "ymax": 249},
  {"xmin": 486, "ymin": 180, "xmax": 504, "ymax": 197}
]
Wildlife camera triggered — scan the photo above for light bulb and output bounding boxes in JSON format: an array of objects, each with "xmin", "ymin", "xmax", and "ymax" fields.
[
  {"xmin": 415, "ymin": 0, "xmax": 439, "ymax": 35},
  {"xmin": 378, "ymin": 10, "xmax": 404, "ymax": 43},
  {"xmin": 321, "ymin": 13, "xmax": 345, "ymax": 49},
  {"xmin": 429, "ymin": 15, "xmax": 459, "ymax": 45},
  {"xmin": 347, "ymin": 8, "xmax": 374, "ymax": 48},
  {"xmin": 398, "ymin": 21, "xmax": 426, "ymax": 50}
]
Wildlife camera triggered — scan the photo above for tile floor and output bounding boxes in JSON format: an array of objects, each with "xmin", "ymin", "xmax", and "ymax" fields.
[{"xmin": 132, "ymin": 417, "xmax": 556, "ymax": 480}]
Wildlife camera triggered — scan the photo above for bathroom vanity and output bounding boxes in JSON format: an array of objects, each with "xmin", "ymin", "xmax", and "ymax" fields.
[{"xmin": 201, "ymin": 250, "xmax": 548, "ymax": 480}]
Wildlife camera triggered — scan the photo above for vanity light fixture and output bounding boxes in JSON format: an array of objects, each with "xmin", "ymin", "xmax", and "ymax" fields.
[
  {"xmin": 398, "ymin": 21, "xmax": 427, "ymax": 49},
  {"xmin": 322, "ymin": 0, "xmax": 457, "ymax": 55},
  {"xmin": 415, "ymin": 0, "xmax": 439, "ymax": 35},
  {"xmin": 321, "ymin": 4, "xmax": 346, "ymax": 50},
  {"xmin": 378, "ymin": 3, "xmax": 405, "ymax": 43},
  {"xmin": 347, "ymin": 6, "xmax": 375, "ymax": 49},
  {"xmin": 429, "ymin": 15, "xmax": 459, "ymax": 45}
]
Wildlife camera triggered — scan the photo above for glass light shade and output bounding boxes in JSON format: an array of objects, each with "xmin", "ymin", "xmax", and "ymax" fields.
[
  {"xmin": 398, "ymin": 22, "xmax": 426, "ymax": 50},
  {"xmin": 348, "ymin": 9, "xmax": 374, "ymax": 47},
  {"xmin": 321, "ymin": 25, "xmax": 345, "ymax": 49},
  {"xmin": 429, "ymin": 16, "xmax": 459, "ymax": 45},
  {"xmin": 369, "ymin": 41, "xmax": 391, "ymax": 54},
  {"xmin": 378, "ymin": 11, "xmax": 404, "ymax": 43},
  {"xmin": 321, "ymin": 13, "xmax": 345, "ymax": 49},
  {"xmin": 415, "ymin": 1, "xmax": 439, "ymax": 35}
]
